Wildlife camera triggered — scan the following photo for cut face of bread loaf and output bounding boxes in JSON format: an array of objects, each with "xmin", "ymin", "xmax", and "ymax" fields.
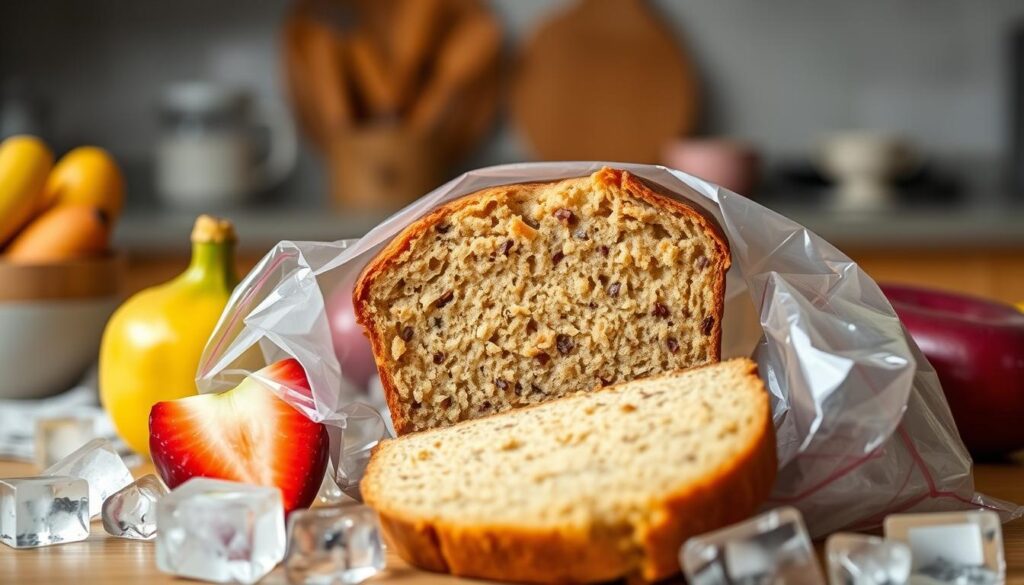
[
  {"xmin": 354, "ymin": 168, "xmax": 730, "ymax": 434},
  {"xmin": 361, "ymin": 358, "xmax": 777, "ymax": 583}
]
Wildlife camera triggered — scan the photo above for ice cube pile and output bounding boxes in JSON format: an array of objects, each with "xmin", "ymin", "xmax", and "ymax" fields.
[
  {"xmin": 0, "ymin": 437, "xmax": 176, "ymax": 549},
  {"xmin": 679, "ymin": 507, "xmax": 1006, "ymax": 585},
  {"xmin": 285, "ymin": 504, "xmax": 385, "ymax": 585},
  {"xmin": 0, "ymin": 438, "xmax": 139, "ymax": 549},
  {"xmin": 1, "ymin": 433, "xmax": 388, "ymax": 582},
  {"xmin": 1, "ymin": 404, "xmax": 395, "ymax": 584}
]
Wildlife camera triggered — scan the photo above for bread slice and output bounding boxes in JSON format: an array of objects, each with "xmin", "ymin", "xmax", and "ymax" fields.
[
  {"xmin": 361, "ymin": 358, "xmax": 776, "ymax": 583},
  {"xmin": 354, "ymin": 167, "xmax": 731, "ymax": 434}
]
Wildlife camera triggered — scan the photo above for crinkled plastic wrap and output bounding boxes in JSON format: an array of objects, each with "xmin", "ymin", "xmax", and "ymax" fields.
[{"xmin": 197, "ymin": 162, "xmax": 1020, "ymax": 535}]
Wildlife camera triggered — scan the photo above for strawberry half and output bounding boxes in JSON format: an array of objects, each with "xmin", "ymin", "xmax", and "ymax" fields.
[{"xmin": 149, "ymin": 358, "xmax": 329, "ymax": 513}]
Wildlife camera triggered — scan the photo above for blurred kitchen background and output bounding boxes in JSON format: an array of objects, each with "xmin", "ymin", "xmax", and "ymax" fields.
[{"xmin": 2, "ymin": 0, "xmax": 1023, "ymax": 299}]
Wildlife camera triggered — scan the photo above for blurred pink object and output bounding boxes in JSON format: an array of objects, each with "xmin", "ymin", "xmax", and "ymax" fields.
[
  {"xmin": 327, "ymin": 283, "xmax": 377, "ymax": 390},
  {"xmin": 662, "ymin": 139, "xmax": 760, "ymax": 196}
]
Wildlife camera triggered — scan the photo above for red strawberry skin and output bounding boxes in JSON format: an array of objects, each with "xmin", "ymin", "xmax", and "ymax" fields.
[{"xmin": 149, "ymin": 358, "xmax": 329, "ymax": 513}]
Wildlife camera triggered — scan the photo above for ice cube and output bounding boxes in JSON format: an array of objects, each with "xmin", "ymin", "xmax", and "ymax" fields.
[
  {"xmin": 101, "ymin": 474, "xmax": 169, "ymax": 540},
  {"xmin": 334, "ymin": 403, "xmax": 391, "ymax": 501},
  {"xmin": 34, "ymin": 416, "xmax": 96, "ymax": 469},
  {"xmin": 0, "ymin": 476, "xmax": 89, "ymax": 548},
  {"xmin": 825, "ymin": 533, "xmax": 911, "ymax": 585},
  {"xmin": 156, "ymin": 477, "xmax": 286, "ymax": 584},
  {"xmin": 884, "ymin": 510, "xmax": 1004, "ymax": 585},
  {"xmin": 680, "ymin": 506, "xmax": 826, "ymax": 585},
  {"xmin": 43, "ymin": 437, "xmax": 134, "ymax": 517},
  {"xmin": 285, "ymin": 504, "xmax": 385, "ymax": 585}
]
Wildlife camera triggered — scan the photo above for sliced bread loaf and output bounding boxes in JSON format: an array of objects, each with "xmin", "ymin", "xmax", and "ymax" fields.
[
  {"xmin": 361, "ymin": 358, "xmax": 776, "ymax": 583},
  {"xmin": 354, "ymin": 167, "xmax": 731, "ymax": 434}
]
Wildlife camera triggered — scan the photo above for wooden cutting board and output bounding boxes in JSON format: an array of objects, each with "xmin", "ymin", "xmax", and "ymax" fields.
[{"xmin": 511, "ymin": 0, "xmax": 699, "ymax": 163}]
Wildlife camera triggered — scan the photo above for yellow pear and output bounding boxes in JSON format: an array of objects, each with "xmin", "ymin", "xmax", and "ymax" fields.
[{"xmin": 99, "ymin": 215, "xmax": 238, "ymax": 456}]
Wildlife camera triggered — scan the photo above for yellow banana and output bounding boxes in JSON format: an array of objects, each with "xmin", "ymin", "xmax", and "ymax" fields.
[{"xmin": 0, "ymin": 135, "xmax": 54, "ymax": 245}]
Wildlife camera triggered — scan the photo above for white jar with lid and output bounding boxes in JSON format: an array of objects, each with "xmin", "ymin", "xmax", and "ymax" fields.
[{"xmin": 155, "ymin": 82, "xmax": 295, "ymax": 209}]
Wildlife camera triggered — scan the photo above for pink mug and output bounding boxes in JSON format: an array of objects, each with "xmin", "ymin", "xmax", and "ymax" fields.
[{"xmin": 662, "ymin": 139, "xmax": 760, "ymax": 197}]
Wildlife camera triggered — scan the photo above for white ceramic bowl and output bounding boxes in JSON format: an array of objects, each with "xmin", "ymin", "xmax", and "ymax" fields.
[
  {"xmin": 0, "ymin": 255, "xmax": 123, "ymax": 399},
  {"xmin": 818, "ymin": 131, "xmax": 918, "ymax": 210}
]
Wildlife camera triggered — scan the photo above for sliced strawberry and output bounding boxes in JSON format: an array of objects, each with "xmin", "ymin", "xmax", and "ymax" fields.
[{"xmin": 149, "ymin": 358, "xmax": 329, "ymax": 513}]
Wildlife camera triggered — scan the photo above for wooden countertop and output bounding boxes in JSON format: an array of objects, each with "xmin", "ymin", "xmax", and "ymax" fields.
[{"xmin": 1, "ymin": 459, "xmax": 1022, "ymax": 584}]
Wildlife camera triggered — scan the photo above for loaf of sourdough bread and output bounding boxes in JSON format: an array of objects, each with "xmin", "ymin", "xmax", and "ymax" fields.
[
  {"xmin": 354, "ymin": 167, "xmax": 730, "ymax": 434},
  {"xmin": 361, "ymin": 358, "xmax": 776, "ymax": 583}
]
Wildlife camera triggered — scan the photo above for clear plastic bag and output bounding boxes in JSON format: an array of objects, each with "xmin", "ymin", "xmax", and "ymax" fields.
[{"xmin": 196, "ymin": 162, "xmax": 1021, "ymax": 534}]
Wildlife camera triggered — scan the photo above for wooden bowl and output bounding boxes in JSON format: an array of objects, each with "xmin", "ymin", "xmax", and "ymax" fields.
[
  {"xmin": 0, "ymin": 253, "xmax": 123, "ymax": 301},
  {"xmin": 0, "ymin": 254, "xmax": 124, "ymax": 399}
]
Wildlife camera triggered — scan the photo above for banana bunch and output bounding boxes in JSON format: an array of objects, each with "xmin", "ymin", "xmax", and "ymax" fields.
[{"xmin": 0, "ymin": 135, "xmax": 124, "ymax": 263}]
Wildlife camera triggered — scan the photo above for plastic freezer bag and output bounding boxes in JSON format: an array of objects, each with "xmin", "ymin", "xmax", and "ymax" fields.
[{"xmin": 196, "ymin": 162, "xmax": 1020, "ymax": 535}]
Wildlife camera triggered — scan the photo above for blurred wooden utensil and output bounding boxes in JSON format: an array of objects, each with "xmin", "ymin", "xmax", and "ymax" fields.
[
  {"xmin": 283, "ymin": 1, "xmax": 357, "ymax": 151},
  {"xmin": 435, "ymin": 66, "xmax": 501, "ymax": 162},
  {"xmin": 280, "ymin": 0, "xmax": 502, "ymax": 211},
  {"xmin": 390, "ymin": 0, "xmax": 447, "ymax": 108},
  {"xmin": 303, "ymin": 19, "xmax": 355, "ymax": 134},
  {"xmin": 408, "ymin": 13, "xmax": 501, "ymax": 134},
  {"xmin": 349, "ymin": 31, "xmax": 401, "ymax": 118},
  {"xmin": 282, "ymin": 13, "xmax": 328, "ymax": 150}
]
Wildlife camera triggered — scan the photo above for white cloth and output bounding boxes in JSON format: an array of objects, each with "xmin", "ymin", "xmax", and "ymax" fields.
[{"xmin": 0, "ymin": 368, "xmax": 122, "ymax": 462}]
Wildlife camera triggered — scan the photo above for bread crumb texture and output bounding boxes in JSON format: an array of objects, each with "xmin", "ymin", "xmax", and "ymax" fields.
[
  {"xmin": 362, "ymin": 358, "xmax": 775, "ymax": 583},
  {"xmin": 357, "ymin": 168, "xmax": 729, "ymax": 433}
]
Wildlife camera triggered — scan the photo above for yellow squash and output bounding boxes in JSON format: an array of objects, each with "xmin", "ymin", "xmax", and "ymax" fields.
[
  {"xmin": 100, "ymin": 215, "xmax": 239, "ymax": 456},
  {"xmin": 0, "ymin": 135, "xmax": 53, "ymax": 245}
]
